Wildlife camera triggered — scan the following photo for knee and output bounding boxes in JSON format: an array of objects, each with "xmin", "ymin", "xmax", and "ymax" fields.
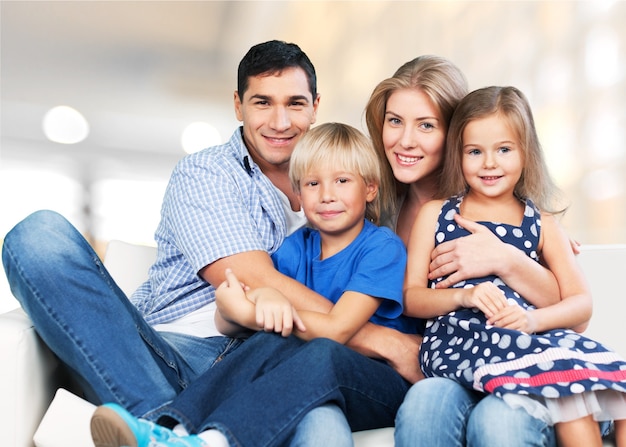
[
  {"xmin": 397, "ymin": 378, "xmax": 476, "ymax": 424},
  {"xmin": 3, "ymin": 210, "xmax": 80, "ymax": 267},
  {"xmin": 396, "ymin": 378, "xmax": 475, "ymax": 447},
  {"xmin": 468, "ymin": 395, "xmax": 555, "ymax": 447},
  {"xmin": 4, "ymin": 210, "xmax": 69, "ymax": 247}
]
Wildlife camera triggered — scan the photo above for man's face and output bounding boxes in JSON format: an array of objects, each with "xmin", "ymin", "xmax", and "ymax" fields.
[{"xmin": 234, "ymin": 67, "xmax": 319, "ymax": 171}]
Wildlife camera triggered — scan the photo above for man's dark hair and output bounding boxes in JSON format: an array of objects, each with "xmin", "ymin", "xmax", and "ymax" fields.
[{"xmin": 237, "ymin": 40, "xmax": 317, "ymax": 101}]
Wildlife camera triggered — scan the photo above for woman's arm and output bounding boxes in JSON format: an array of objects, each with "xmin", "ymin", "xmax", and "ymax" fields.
[
  {"xmin": 403, "ymin": 200, "xmax": 508, "ymax": 319},
  {"xmin": 428, "ymin": 213, "xmax": 560, "ymax": 309},
  {"xmin": 524, "ymin": 214, "xmax": 592, "ymax": 332}
]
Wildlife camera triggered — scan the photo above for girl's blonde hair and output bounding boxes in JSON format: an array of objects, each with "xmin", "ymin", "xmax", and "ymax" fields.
[
  {"xmin": 364, "ymin": 55, "xmax": 468, "ymax": 218},
  {"xmin": 441, "ymin": 86, "xmax": 567, "ymax": 213},
  {"xmin": 290, "ymin": 122, "xmax": 383, "ymax": 225}
]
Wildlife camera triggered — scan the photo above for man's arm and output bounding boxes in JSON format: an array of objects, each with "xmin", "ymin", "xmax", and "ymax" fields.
[{"xmin": 205, "ymin": 250, "xmax": 423, "ymax": 382}]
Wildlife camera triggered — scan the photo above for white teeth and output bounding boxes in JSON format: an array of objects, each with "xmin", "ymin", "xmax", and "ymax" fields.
[{"xmin": 398, "ymin": 154, "xmax": 421, "ymax": 163}]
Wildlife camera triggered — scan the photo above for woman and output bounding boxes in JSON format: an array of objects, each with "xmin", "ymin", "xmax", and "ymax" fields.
[{"xmin": 364, "ymin": 55, "xmax": 559, "ymax": 447}]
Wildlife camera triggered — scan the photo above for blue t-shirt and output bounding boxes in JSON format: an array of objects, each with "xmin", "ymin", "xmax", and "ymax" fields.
[{"xmin": 272, "ymin": 220, "xmax": 422, "ymax": 334}]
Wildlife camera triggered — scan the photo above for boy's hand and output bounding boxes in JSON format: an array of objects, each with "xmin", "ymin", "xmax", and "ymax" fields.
[{"xmin": 247, "ymin": 286, "xmax": 307, "ymax": 337}]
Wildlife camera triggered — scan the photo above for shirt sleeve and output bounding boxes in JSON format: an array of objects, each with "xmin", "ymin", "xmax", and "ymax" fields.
[
  {"xmin": 347, "ymin": 229, "xmax": 407, "ymax": 319},
  {"xmin": 164, "ymin": 154, "xmax": 269, "ymax": 273}
]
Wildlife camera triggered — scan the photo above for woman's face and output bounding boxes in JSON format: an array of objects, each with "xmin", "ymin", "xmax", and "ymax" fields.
[{"xmin": 382, "ymin": 88, "xmax": 446, "ymax": 186}]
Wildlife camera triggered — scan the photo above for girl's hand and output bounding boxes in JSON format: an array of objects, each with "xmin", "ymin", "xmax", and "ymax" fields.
[
  {"xmin": 488, "ymin": 304, "xmax": 537, "ymax": 334},
  {"xmin": 463, "ymin": 282, "xmax": 508, "ymax": 319},
  {"xmin": 247, "ymin": 287, "xmax": 307, "ymax": 337}
]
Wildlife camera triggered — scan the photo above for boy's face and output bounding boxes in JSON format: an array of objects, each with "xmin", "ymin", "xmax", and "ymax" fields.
[
  {"xmin": 234, "ymin": 67, "xmax": 319, "ymax": 172},
  {"xmin": 297, "ymin": 163, "xmax": 378, "ymax": 242}
]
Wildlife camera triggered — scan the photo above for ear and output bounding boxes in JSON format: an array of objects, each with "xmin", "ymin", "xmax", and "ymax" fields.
[
  {"xmin": 365, "ymin": 182, "xmax": 378, "ymax": 203},
  {"xmin": 310, "ymin": 94, "xmax": 321, "ymax": 125},
  {"xmin": 234, "ymin": 91, "xmax": 243, "ymax": 122}
]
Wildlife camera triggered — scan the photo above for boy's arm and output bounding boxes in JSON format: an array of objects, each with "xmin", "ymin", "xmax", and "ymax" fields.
[
  {"xmin": 208, "ymin": 249, "xmax": 423, "ymax": 382},
  {"xmin": 292, "ymin": 291, "xmax": 381, "ymax": 344}
]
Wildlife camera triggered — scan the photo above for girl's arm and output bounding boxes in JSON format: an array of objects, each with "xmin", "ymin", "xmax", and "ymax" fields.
[
  {"xmin": 521, "ymin": 214, "xmax": 592, "ymax": 332},
  {"xmin": 404, "ymin": 201, "xmax": 508, "ymax": 319},
  {"xmin": 429, "ymin": 213, "xmax": 560, "ymax": 309}
]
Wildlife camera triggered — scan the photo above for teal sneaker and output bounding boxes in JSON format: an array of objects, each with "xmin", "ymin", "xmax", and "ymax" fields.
[{"xmin": 90, "ymin": 403, "xmax": 209, "ymax": 447}]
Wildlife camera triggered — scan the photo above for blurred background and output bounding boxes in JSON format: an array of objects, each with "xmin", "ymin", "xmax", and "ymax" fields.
[{"xmin": 1, "ymin": 0, "xmax": 625, "ymax": 311}]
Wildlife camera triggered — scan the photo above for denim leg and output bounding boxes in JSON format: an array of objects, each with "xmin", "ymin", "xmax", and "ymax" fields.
[
  {"xmin": 183, "ymin": 337, "xmax": 408, "ymax": 447},
  {"xmin": 1, "ymin": 210, "xmax": 231, "ymax": 416},
  {"xmin": 395, "ymin": 377, "xmax": 479, "ymax": 447},
  {"xmin": 288, "ymin": 404, "xmax": 353, "ymax": 447},
  {"xmin": 149, "ymin": 332, "xmax": 309, "ymax": 426},
  {"xmin": 467, "ymin": 395, "xmax": 556, "ymax": 447}
]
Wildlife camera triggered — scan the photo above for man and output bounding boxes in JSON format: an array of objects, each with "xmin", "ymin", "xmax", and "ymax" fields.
[{"xmin": 2, "ymin": 40, "xmax": 420, "ymax": 446}]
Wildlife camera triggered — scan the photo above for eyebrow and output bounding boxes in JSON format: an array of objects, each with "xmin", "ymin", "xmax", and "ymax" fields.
[
  {"xmin": 384, "ymin": 110, "xmax": 439, "ymax": 122},
  {"xmin": 249, "ymin": 94, "xmax": 310, "ymax": 104}
]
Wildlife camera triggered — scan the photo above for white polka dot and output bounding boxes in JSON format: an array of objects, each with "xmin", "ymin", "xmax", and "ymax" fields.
[{"xmin": 541, "ymin": 386, "xmax": 560, "ymax": 398}]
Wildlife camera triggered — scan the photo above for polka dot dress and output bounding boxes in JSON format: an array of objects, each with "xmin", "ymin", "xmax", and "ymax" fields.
[{"xmin": 420, "ymin": 196, "xmax": 626, "ymax": 403}]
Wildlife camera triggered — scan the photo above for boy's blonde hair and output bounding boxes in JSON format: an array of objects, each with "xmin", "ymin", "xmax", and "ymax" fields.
[
  {"xmin": 441, "ymin": 86, "xmax": 567, "ymax": 213},
  {"xmin": 290, "ymin": 122, "xmax": 382, "ymax": 225}
]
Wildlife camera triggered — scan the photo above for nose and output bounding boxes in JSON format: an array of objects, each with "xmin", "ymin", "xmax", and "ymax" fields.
[
  {"xmin": 269, "ymin": 106, "xmax": 291, "ymax": 132},
  {"xmin": 483, "ymin": 151, "xmax": 497, "ymax": 168},
  {"xmin": 320, "ymin": 183, "xmax": 336, "ymax": 203},
  {"xmin": 399, "ymin": 125, "xmax": 417, "ymax": 149}
]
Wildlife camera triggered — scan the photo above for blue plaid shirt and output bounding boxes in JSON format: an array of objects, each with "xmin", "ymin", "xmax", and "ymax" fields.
[{"xmin": 131, "ymin": 128, "xmax": 288, "ymax": 325}]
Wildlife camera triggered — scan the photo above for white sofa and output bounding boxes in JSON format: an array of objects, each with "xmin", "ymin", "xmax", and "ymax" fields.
[{"xmin": 1, "ymin": 241, "xmax": 625, "ymax": 447}]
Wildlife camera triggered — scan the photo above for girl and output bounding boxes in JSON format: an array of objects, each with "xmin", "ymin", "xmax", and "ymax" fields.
[
  {"xmin": 404, "ymin": 85, "xmax": 626, "ymax": 447},
  {"xmin": 90, "ymin": 122, "xmax": 419, "ymax": 447}
]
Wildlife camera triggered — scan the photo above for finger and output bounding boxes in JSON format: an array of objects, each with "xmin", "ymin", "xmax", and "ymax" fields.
[
  {"xmin": 280, "ymin": 312, "xmax": 294, "ymax": 337},
  {"xmin": 291, "ymin": 308, "xmax": 306, "ymax": 333},
  {"xmin": 434, "ymin": 272, "xmax": 459, "ymax": 289},
  {"xmin": 223, "ymin": 268, "xmax": 240, "ymax": 287},
  {"xmin": 453, "ymin": 213, "xmax": 485, "ymax": 234}
]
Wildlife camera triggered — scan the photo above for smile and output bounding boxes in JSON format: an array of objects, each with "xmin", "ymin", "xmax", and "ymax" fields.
[{"xmin": 397, "ymin": 154, "xmax": 422, "ymax": 164}]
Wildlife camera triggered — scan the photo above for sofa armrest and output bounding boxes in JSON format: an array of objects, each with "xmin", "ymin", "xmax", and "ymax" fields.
[{"xmin": 0, "ymin": 308, "xmax": 72, "ymax": 447}]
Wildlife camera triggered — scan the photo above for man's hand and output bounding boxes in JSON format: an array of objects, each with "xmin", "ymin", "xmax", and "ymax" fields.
[
  {"xmin": 384, "ymin": 332, "xmax": 424, "ymax": 384},
  {"xmin": 429, "ymin": 214, "xmax": 508, "ymax": 288}
]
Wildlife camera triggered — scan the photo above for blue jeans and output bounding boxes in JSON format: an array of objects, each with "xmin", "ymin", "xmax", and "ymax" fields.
[
  {"xmin": 2, "ymin": 210, "xmax": 243, "ymax": 416},
  {"xmin": 151, "ymin": 332, "xmax": 409, "ymax": 447},
  {"xmin": 394, "ymin": 377, "xmax": 556, "ymax": 447},
  {"xmin": 1, "ymin": 210, "xmax": 356, "ymax": 446}
]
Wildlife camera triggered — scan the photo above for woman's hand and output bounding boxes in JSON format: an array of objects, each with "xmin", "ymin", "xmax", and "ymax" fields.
[{"xmin": 429, "ymin": 214, "xmax": 509, "ymax": 288}]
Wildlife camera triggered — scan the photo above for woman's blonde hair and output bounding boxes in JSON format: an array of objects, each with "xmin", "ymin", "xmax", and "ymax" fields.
[
  {"xmin": 364, "ymin": 55, "xmax": 468, "ymax": 218},
  {"xmin": 289, "ymin": 122, "xmax": 383, "ymax": 225},
  {"xmin": 441, "ymin": 86, "xmax": 567, "ymax": 213}
]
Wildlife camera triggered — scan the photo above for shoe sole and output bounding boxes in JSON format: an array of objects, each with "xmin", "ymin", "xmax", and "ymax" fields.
[{"xmin": 90, "ymin": 405, "xmax": 139, "ymax": 447}]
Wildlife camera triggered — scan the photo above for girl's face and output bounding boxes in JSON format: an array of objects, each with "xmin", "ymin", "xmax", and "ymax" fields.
[
  {"xmin": 297, "ymin": 163, "xmax": 378, "ymax": 240},
  {"xmin": 461, "ymin": 113, "xmax": 523, "ymax": 200},
  {"xmin": 382, "ymin": 88, "xmax": 446, "ymax": 186}
]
